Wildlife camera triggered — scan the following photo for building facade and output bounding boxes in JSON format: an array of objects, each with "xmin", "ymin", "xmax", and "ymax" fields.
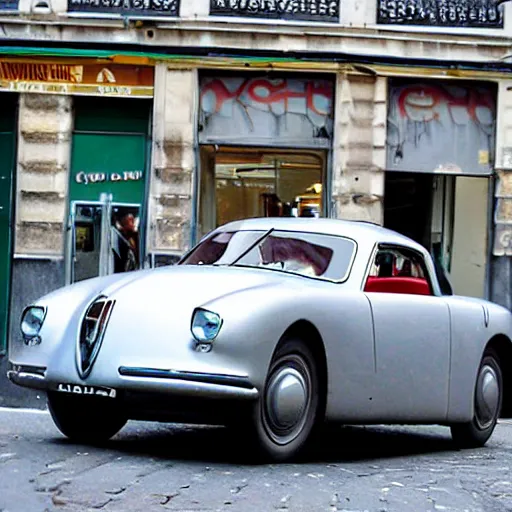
[{"xmin": 1, "ymin": 0, "xmax": 512, "ymax": 406}]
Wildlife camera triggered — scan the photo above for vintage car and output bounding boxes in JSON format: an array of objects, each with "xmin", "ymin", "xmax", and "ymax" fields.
[{"xmin": 8, "ymin": 218, "xmax": 512, "ymax": 461}]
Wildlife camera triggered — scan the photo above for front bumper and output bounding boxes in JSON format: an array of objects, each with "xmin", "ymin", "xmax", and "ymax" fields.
[{"xmin": 7, "ymin": 364, "xmax": 259, "ymax": 401}]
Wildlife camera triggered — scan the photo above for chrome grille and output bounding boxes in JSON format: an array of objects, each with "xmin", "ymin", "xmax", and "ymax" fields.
[{"xmin": 78, "ymin": 297, "xmax": 115, "ymax": 378}]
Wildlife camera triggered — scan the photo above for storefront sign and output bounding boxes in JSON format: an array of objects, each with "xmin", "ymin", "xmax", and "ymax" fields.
[
  {"xmin": 0, "ymin": 62, "xmax": 83, "ymax": 83},
  {"xmin": 199, "ymin": 76, "xmax": 334, "ymax": 148},
  {"xmin": 75, "ymin": 170, "xmax": 143, "ymax": 185},
  {"xmin": 386, "ymin": 80, "xmax": 497, "ymax": 175},
  {"xmin": 378, "ymin": 0, "xmax": 503, "ymax": 28},
  {"xmin": 68, "ymin": 0, "xmax": 179, "ymax": 16},
  {"xmin": 0, "ymin": 61, "xmax": 154, "ymax": 98},
  {"xmin": 70, "ymin": 133, "xmax": 147, "ymax": 204},
  {"xmin": 210, "ymin": 0, "xmax": 339, "ymax": 22}
]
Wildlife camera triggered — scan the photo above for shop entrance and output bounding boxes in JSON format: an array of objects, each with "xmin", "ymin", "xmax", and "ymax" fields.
[
  {"xmin": 66, "ymin": 97, "xmax": 151, "ymax": 284},
  {"xmin": 384, "ymin": 172, "xmax": 489, "ymax": 298},
  {"xmin": 198, "ymin": 146, "xmax": 326, "ymax": 239},
  {"xmin": 0, "ymin": 93, "xmax": 17, "ymax": 353}
]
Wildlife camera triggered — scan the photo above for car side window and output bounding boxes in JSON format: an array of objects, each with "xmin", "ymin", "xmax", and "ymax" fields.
[{"xmin": 365, "ymin": 246, "xmax": 432, "ymax": 296}]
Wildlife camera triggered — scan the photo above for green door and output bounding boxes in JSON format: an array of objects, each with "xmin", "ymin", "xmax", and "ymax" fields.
[
  {"xmin": 68, "ymin": 98, "xmax": 151, "ymax": 284},
  {"xmin": 0, "ymin": 94, "xmax": 17, "ymax": 354}
]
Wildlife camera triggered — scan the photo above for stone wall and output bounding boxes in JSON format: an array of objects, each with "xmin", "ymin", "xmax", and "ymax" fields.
[
  {"xmin": 149, "ymin": 65, "xmax": 197, "ymax": 254},
  {"xmin": 332, "ymin": 73, "xmax": 387, "ymax": 224},
  {"xmin": 489, "ymin": 80, "xmax": 512, "ymax": 308},
  {"xmin": 15, "ymin": 94, "xmax": 72, "ymax": 256}
]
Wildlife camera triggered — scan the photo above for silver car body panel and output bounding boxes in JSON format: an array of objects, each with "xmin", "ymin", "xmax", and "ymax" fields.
[{"xmin": 8, "ymin": 218, "xmax": 512, "ymax": 424}]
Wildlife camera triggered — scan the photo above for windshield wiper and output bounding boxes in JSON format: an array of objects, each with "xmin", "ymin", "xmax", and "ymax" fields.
[{"xmin": 229, "ymin": 228, "xmax": 274, "ymax": 266}]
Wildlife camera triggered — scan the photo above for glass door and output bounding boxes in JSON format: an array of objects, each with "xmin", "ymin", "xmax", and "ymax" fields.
[{"xmin": 68, "ymin": 197, "xmax": 142, "ymax": 284}]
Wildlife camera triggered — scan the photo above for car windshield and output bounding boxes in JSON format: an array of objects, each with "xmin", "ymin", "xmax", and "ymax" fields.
[{"xmin": 180, "ymin": 229, "xmax": 356, "ymax": 281}]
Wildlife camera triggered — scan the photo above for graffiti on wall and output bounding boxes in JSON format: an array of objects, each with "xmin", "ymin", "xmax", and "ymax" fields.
[
  {"xmin": 378, "ymin": 0, "xmax": 504, "ymax": 28},
  {"xmin": 68, "ymin": 0, "xmax": 179, "ymax": 16},
  {"xmin": 386, "ymin": 81, "xmax": 496, "ymax": 175},
  {"xmin": 199, "ymin": 77, "xmax": 334, "ymax": 147},
  {"xmin": 210, "ymin": 0, "xmax": 339, "ymax": 22}
]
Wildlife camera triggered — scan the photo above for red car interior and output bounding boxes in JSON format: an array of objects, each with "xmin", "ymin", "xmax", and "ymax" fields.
[{"xmin": 365, "ymin": 276, "xmax": 431, "ymax": 296}]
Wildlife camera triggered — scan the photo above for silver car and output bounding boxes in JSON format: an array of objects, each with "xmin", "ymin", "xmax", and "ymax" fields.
[{"xmin": 8, "ymin": 218, "xmax": 512, "ymax": 461}]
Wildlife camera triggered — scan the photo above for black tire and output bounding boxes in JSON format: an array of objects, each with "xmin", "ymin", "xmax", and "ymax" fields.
[
  {"xmin": 48, "ymin": 391, "xmax": 127, "ymax": 443},
  {"xmin": 450, "ymin": 350, "xmax": 503, "ymax": 448},
  {"xmin": 248, "ymin": 338, "xmax": 321, "ymax": 462}
]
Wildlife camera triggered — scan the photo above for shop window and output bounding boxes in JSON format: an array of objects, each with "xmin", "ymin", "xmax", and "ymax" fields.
[{"xmin": 198, "ymin": 146, "xmax": 326, "ymax": 238}]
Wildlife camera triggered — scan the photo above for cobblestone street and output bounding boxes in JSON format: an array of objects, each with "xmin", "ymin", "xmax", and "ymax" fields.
[{"xmin": 2, "ymin": 408, "xmax": 512, "ymax": 512}]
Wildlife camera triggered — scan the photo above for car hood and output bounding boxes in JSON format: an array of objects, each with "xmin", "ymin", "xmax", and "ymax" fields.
[
  {"xmin": 13, "ymin": 265, "xmax": 307, "ymax": 372},
  {"xmin": 31, "ymin": 264, "xmax": 300, "ymax": 317},
  {"xmin": 102, "ymin": 264, "xmax": 302, "ymax": 306}
]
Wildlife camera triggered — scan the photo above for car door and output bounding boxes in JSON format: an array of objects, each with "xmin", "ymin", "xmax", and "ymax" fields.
[{"xmin": 363, "ymin": 245, "xmax": 451, "ymax": 422}]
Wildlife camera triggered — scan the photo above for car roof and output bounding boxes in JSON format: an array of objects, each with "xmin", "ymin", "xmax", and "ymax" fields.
[{"xmin": 215, "ymin": 217, "xmax": 427, "ymax": 254}]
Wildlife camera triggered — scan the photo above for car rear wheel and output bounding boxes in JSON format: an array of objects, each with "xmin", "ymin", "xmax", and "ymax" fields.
[
  {"xmin": 48, "ymin": 391, "xmax": 127, "ymax": 443},
  {"xmin": 450, "ymin": 350, "xmax": 503, "ymax": 448},
  {"xmin": 249, "ymin": 338, "xmax": 321, "ymax": 462}
]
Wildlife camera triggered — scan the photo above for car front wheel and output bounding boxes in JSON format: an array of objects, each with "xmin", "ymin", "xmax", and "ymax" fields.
[
  {"xmin": 48, "ymin": 391, "xmax": 127, "ymax": 443},
  {"xmin": 249, "ymin": 337, "xmax": 321, "ymax": 462},
  {"xmin": 450, "ymin": 350, "xmax": 503, "ymax": 448}
]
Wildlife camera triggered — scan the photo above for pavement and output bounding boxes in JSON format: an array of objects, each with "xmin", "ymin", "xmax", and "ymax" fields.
[{"xmin": 2, "ymin": 407, "xmax": 512, "ymax": 512}]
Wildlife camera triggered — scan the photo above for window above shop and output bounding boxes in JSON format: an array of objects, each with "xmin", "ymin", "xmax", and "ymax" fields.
[
  {"xmin": 0, "ymin": 0, "xmax": 508, "ymax": 52},
  {"xmin": 377, "ymin": 0, "xmax": 504, "ymax": 29},
  {"xmin": 209, "ymin": 0, "xmax": 340, "ymax": 23},
  {"xmin": 67, "ymin": 0, "xmax": 179, "ymax": 17}
]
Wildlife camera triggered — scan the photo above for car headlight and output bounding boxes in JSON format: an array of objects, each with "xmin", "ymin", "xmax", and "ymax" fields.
[
  {"xmin": 20, "ymin": 306, "xmax": 46, "ymax": 343},
  {"xmin": 191, "ymin": 308, "xmax": 223, "ymax": 343}
]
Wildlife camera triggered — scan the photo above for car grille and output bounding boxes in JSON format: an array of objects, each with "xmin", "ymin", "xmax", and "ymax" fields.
[{"xmin": 78, "ymin": 297, "xmax": 115, "ymax": 378}]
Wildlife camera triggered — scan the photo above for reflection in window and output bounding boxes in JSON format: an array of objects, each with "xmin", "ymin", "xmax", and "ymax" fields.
[
  {"xmin": 258, "ymin": 236, "xmax": 333, "ymax": 277},
  {"xmin": 181, "ymin": 229, "xmax": 355, "ymax": 281},
  {"xmin": 181, "ymin": 231, "xmax": 265, "ymax": 266}
]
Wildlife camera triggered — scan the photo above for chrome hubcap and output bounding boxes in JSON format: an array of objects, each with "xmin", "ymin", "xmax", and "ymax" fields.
[
  {"xmin": 263, "ymin": 356, "xmax": 311, "ymax": 445},
  {"xmin": 475, "ymin": 363, "xmax": 500, "ymax": 430}
]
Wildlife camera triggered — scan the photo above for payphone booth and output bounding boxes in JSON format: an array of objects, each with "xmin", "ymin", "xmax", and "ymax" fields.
[
  {"xmin": 66, "ymin": 122, "xmax": 148, "ymax": 285},
  {"xmin": 68, "ymin": 197, "xmax": 142, "ymax": 283}
]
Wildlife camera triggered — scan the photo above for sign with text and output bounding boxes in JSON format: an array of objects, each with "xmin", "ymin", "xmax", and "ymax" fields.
[
  {"xmin": 70, "ymin": 133, "xmax": 147, "ymax": 204},
  {"xmin": 0, "ymin": 61, "xmax": 154, "ymax": 98},
  {"xmin": 378, "ymin": 0, "xmax": 504, "ymax": 28},
  {"xmin": 68, "ymin": 0, "xmax": 179, "ymax": 16},
  {"xmin": 210, "ymin": 0, "xmax": 340, "ymax": 22}
]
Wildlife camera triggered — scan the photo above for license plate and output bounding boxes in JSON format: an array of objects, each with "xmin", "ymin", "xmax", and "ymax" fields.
[{"xmin": 56, "ymin": 383, "xmax": 117, "ymax": 398}]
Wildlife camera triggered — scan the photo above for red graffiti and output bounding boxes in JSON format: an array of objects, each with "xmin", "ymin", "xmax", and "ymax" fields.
[
  {"xmin": 201, "ymin": 78, "xmax": 333, "ymax": 117},
  {"xmin": 397, "ymin": 85, "xmax": 495, "ymax": 123}
]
